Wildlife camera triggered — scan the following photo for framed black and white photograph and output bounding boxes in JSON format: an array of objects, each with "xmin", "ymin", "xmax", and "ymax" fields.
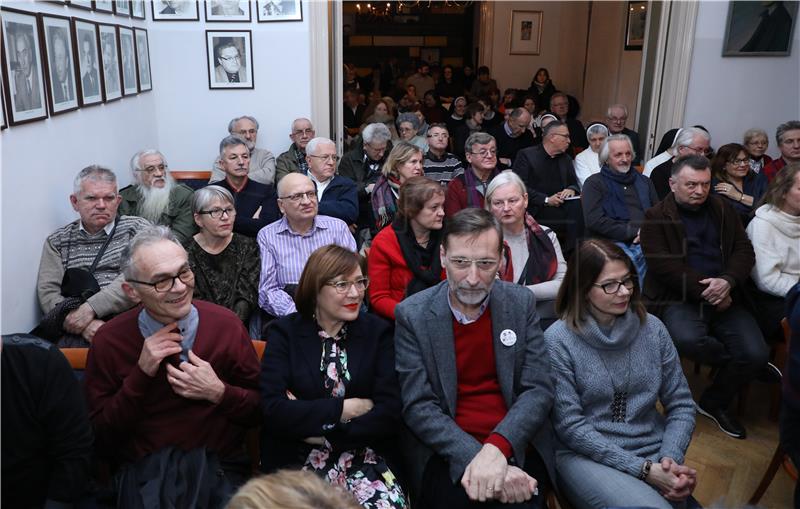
[
  {"xmin": 40, "ymin": 13, "xmax": 79, "ymax": 115},
  {"xmin": 256, "ymin": 0, "xmax": 302, "ymax": 22},
  {"xmin": 94, "ymin": 0, "xmax": 114, "ymax": 14},
  {"xmin": 206, "ymin": 30, "xmax": 253, "ymax": 89},
  {"xmin": 72, "ymin": 18, "xmax": 103, "ymax": 106},
  {"xmin": 114, "ymin": 1, "xmax": 131, "ymax": 17},
  {"xmin": 723, "ymin": 0, "xmax": 797, "ymax": 56},
  {"xmin": 97, "ymin": 23, "xmax": 121, "ymax": 101},
  {"xmin": 1, "ymin": 75, "xmax": 7, "ymax": 130},
  {"xmin": 131, "ymin": 0, "xmax": 146, "ymax": 20},
  {"xmin": 134, "ymin": 28, "xmax": 151, "ymax": 91},
  {"xmin": 624, "ymin": 1, "xmax": 647, "ymax": 51},
  {"xmin": 117, "ymin": 26, "xmax": 137, "ymax": 96},
  {"xmin": 1, "ymin": 7, "xmax": 49, "ymax": 125},
  {"xmin": 152, "ymin": 0, "xmax": 200, "ymax": 21},
  {"xmin": 69, "ymin": 0, "xmax": 93, "ymax": 10},
  {"xmin": 205, "ymin": 0, "xmax": 251, "ymax": 22}
]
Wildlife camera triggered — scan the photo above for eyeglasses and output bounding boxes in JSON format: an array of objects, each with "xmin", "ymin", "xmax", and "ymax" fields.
[
  {"xmin": 607, "ymin": 116, "xmax": 627, "ymax": 123},
  {"xmin": 219, "ymin": 55, "xmax": 240, "ymax": 62},
  {"xmin": 136, "ymin": 164, "xmax": 168, "ymax": 174},
  {"xmin": 326, "ymin": 277, "xmax": 370, "ymax": 294},
  {"xmin": 128, "ymin": 267, "xmax": 195, "ymax": 293},
  {"xmin": 309, "ymin": 154, "xmax": 340, "ymax": 163},
  {"xmin": 729, "ymin": 158, "xmax": 749, "ymax": 166},
  {"xmin": 447, "ymin": 256, "xmax": 499, "ymax": 271},
  {"xmin": 427, "ymin": 132, "xmax": 449, "ymax": 139},
  {"xmin": 593, "ymin": 276, "xmax": 635, "ymax": 294},
  {"xmin": 279, "ymin": 190, "xmax": 317, "ymax": 203},
  {"xmin": 197, "ymin": 207, "xmax": 235, "ymax": 219},
  {"xmin": 292, "ymin": 128, "xmax": 315, "ymax": 137},
  {"xmin": 235, "ymin": 129, "xmax": 257, "ymax": 136},
  {"xmin": 470, "ymin": 149, "xmax": 497, "ymax": 158},
  {"xmin": 681, "ymin": 145, "xmax": 708, "ymax": 154},
  {"xmin": 398, "ymin": 127, "xmax": 416, "ymax": 134}
]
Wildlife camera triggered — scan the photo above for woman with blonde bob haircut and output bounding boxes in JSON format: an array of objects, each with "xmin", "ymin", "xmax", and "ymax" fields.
[
  {"xmin": 371, "ymin": 141, "xmax": 424, "ymax": 231},
  {"xmin": 260, "ymin": 245, "xmax": 407, "ymax": 508},
  {"xmin": 226, "ymin": 470, "xmax": 361, "ymax": 509},
  {"xmin": 545, "ymin": 239, "xmax": 697, "ymax": 509}
]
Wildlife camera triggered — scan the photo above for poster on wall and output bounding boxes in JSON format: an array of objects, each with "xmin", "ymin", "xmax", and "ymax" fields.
[
  {"xmin": 508, "ymin": 10, "xmax": 542, "ymax": 55},
  {"xmin": 134, "ymin": 28, "xmax": 152, "ymax": 92},
  {"xmin": 257, "ymin": 0, "xmax": 302, "ymax": 22},
  {"xmin": 98, "ymin": 23, "xmax": 122, "ymax": 102},
  {"xmin": 206, "ymin": 30, "xmax": 253, "ymax": 89},
  {"xmin": 40, "ymin": 13, "xmax": 80, "ymax": 115},
  {"xmin": 152, "ymin": 0, "xmax": 200, "ymax": 21},
  {"xmin": 72, "ymin": 18, "xmax": 103, "ymax": 107},
  {"xmin": 723, "ymin": 0, "xmax": 797, "ymax": 56},
  {"xmin": 118, "ymin": 26, "xmax": 138, "ymax": 96},
  {"xmin": 1, "ymin": 7, "xmax": 49, "ymax": 125},
  {"xmin": 205, "ymin": 1, "xmax": 251, "ymax": 22}
]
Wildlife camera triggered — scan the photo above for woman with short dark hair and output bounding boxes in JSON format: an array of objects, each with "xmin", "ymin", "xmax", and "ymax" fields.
[{"xmin": 711, "ymin": 142, "xmax": 767, "ymax": 226}]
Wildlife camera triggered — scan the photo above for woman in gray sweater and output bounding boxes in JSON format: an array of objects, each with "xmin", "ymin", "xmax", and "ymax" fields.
[{"xmin": 545, "ymin": 239, "xmax": 698, "ymax": 509}]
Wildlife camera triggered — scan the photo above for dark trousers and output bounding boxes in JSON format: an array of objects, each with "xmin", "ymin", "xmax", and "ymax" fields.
[
  {"xmin": 417, "ymin": 455, "xmax": 544, "ymax": 509},
  {"xmin": 780, "ymin": 404, "xmax": 800, "ymax": 509},
  {"xmin": 662, "ymin": 302, "xmax": 769, "ymax": 409}
]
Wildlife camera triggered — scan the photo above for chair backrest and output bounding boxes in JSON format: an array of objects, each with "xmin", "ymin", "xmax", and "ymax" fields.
[{"xmin": 171, "ymin": 170, "xmax": 212, "ymax": 191}]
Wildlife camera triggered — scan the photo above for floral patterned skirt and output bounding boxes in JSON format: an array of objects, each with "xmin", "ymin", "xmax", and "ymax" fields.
[{"xmin": 303, "ymin": 443, "xmax": 408, "ymax": 508}]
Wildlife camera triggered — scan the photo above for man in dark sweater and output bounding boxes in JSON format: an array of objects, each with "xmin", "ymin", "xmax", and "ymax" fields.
[
  {"xmin": 640, "ymin": 155, "xmax": 773, "ymax": 440},
  {"xmin": 489, "ymin": 107, "xmax": 535, "ymax": 167}
]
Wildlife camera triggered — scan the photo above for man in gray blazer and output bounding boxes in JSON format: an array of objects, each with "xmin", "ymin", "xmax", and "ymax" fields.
[{"xmin": 395, "ymin": 208, "xmax": 554, "ymax": 508}]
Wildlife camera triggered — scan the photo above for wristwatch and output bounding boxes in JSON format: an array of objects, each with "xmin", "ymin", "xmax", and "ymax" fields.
[
  {"xmin": 544, "ymin": 196, "xmax": 549, "ymax": 205},
  {"xmin": 638, "ymin": 459, "xmax": 652, "ymax": 480}
]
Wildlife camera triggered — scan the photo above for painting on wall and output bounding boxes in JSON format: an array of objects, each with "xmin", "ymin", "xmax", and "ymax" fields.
[
  {"xmin": 723, "ymin": 0, "xmax": 797, "ymax": 56},
  {"xmin": 1, "ymin": 7, "xmax": 49, "ymax": 125},
  {"xmin": 152, "ymin": 0, "xmax": 200, "ymax": 21},
  {"xmin": 508, "ymin": 10, "xmax": 542, "ymax": 55},
  {"xmin": 40, "ymin": 13, "xmax": 80, "ymax": 115},
  {"xmin": 625, "ymin": 1, "xmax": 647, "ymax": 50},
  {"xmin": 72, "ymin": 18, "xmax": 103, "ymax": 107},
  {"xmin": 205, "ymin": 0, "xmax": 251, "ymax": 22},
  {"xmin": 206, "ymin": 30, "xmax": 253, "ymax": 89},
  {"xmin": 257, "ymin": 0, "xmax": 302, "ymax": 22},
  {"xmin": 134, "ymin": 28, "xmax": 152, "ymax": 92}
]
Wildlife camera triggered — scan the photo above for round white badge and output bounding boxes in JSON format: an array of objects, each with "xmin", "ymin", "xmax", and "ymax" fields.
[{"xmin": 500, "ymin": 329, "xmax": 517, "ymax": 347}]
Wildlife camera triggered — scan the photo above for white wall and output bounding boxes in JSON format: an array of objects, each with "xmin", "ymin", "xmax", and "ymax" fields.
[
  {"xmin": 1, "ymin": 1, "xmax": 315, "ymax": 334},
  {"xmin": 684, "ymin": 1, "xmax": 800, "ymax": 158}
]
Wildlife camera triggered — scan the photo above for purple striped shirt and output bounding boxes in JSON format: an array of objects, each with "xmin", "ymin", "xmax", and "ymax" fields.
[{"xmin": 257, "ymin": 215, "xmax": 356, "ymax": 316}]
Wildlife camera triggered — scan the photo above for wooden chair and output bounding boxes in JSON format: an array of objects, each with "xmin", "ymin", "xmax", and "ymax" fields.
[{"xmin": 170, "ymin": 170, "xmax": 212, "ymax": 191}]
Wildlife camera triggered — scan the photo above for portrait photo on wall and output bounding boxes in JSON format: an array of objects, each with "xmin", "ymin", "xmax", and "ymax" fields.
[
  {"xmin": 98, "ymin": 23, "xmax": 122, "ymax": 102},
  {"xmin": 723, "ymin": 0, "xmax": 798, "ymax": 56},
  {"xmin": 73, "ymin": 18, "xmax": 103, "ymax": 106},
  {"xmin": 118, "ymin": 26, "xmax": 138, "ymax": 96},
  {"xmin": 205, "ymin": 0, "xmax": 251, "ymax": 22},
  {"xmin": 134, "ymin": 28, "xmax": 152, "ymax": 92},
  {"xmin": 114, "ymin": 0, "xmax": 132, "ymax": 17},
  {"xmin": 131, "ymin": 0, "xmax": 147, "ymax": 20},
  {"xmin": 1, "ymin": 74, "xmax": 7, "ymax": 129},
  {"xmin": 257, "ymin": 0, "xmax": 302, "ymax": 22},
  {"xmin": 1, "ymin": 7, "xmax": 49, "ymax": 125},
  {"xmin": 94, "ymin": 0, "xmax": 114, "ymax": 14},
  {"xmin": 152, "ymin": 0, "xmax": 200, "ymax": 21},
  {"xmin": 69, "ymin": 0, "xmax": 93, "ymax": 10},
  {"xmin": 206, "ymin": 30, "xmax": 253, "ymax": 89},
  {"xmin": 40, "ymin": 13, "xmax": 79, "ymax": 115}
]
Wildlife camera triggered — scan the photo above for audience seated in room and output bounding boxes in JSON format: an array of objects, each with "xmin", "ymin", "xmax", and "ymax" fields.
[
  {"xmin": 644, "ymin": 128, "xmax": 680, "ymax": 177},
  {"xmin": 372, "ymin": 141, "xmax": 424, "ymax": 231},
  {"xmin": 35, "ymin": 166, "xmax": 150, "ymax": 346},
  {"xmin": 260, "ymin": 245, "xmax": 407, "ymax": 507},
  {"xmin": 210, "ymin": 115, "xmax": 277, "ymax": 185},
  {"xmin": 469, "ymin": 65, "xmax": 498, "ymax": 102},
  {"xmin": 396, "ymin": 111, "xmax": 427, "ymax": 151},
  {"xmin": 436, "ymin": 64, "xmax": 462, "ymax": 104},
  {"xmin": 478, "ymin": 92, "xmax": 503, "ymax": 131},
  {"xmin": 528, "ymin": 67, "xmax": 556, "ymax": 114},
  {"xmin": 305, "ymin": 137, "xmax": 359, "ymax": 226},
  {"xmin": 343, "ymin": 87, "xmax": 366, "ymax": 145},
  {"xmin": 85, "ymin": 226, "xmax": 261, "ymax": 504},
  {"xmin": 711, "ymin": 142, "xmax": 767, "ymax": 227},
  {"xmin": 359, "ymin": 98, "xmax": 399, "ymax": 139},
  {"xmin": 445, "ymin": 96, "xmax": 468, "ymax": 141},
  {"xmin": 119, "ymin": 149, "xmax": 196, "ymax": 243},
  {"xmin": 275, "ymin": 118, "xmax": 315, "ymax": 183},
  {"xmin": 574, "ymin": 123, "xmax": 609, "ymax": 188},
  {"xmin": 546, "ymin": 240, "xmax": 697, "ymax": 509},
  {"xmin": 486, "ymin": 171, "xmax": 566, "ymax": 330},
  {"xmin": 451, "ymin": 102, "xmax": 485, "ymax": 160},
  {"xmin": 764, "ymin": 120, "xmax": 800, "ymax": 182},
  {"xmin": 743, "ymin": 127, "xmax": 773, "ymax": 175},
  {"xmin": 444, "ymin": 132, "xmax": 501, "ymax": 216},
  {"xmin": 606, "ymin": 103, "xmax": 642, "ymax": 166},
  {"xmin": 368, "ymin": 177, "xmax": 445, "ymax": 321},
  {"xmin": 423, "ymin": 123, "xmax": 464, "ymax": 185},
  {"xmin": 648, "ymin": 127, "xmax": 711, "ymax": 200},
  {"xmin": 488, "ymin": 107, "xmax": 535, "ymax": 167},
  {"xmin": 421, "ymin": 90, "xmax": 449, "ymax": 125},
  {"xmin": 257, "ymin": 173, "xmax": 356, "ymax": 318},
  {"xmin": 549, "ymin": 92, "xmax": 588, "ymax": 151},
  {"xmin": 211, "ymin": 135, "xmax": 280, "ymax": 237},
  {"xmin": 405, "ymin": 60, "xmax": 435, "ymax": 100}
]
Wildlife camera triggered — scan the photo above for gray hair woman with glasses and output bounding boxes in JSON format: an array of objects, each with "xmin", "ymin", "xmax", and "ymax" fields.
[{"xmin": 185, "ymin": 185, "xmax": 260, "ymax": 326}]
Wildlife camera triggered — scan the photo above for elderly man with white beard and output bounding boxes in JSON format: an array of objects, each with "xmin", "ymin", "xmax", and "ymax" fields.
[{"xmin": 119, "ymin": 150, "xmax": 196, "ymax": 243}]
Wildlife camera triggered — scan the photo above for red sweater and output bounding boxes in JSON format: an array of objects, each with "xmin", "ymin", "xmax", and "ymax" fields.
[
  {"xmin": 85, "ymin": 300, "xmax": 261, "ymax": 463},
  {"xmin": 764, "ymin": 157, "xmax": 787, "ymax": 182},
  {"xmin": 453, "ymin": 309, "xmax": 512, "ymax": 457},
  {"xmin": 445, "ymin": 175, "xmax": 486, "ymax": 217}
]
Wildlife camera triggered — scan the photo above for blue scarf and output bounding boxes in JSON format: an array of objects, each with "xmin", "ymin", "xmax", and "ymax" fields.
[{"xmin": 600, "ymin": 165, "xmax": 652, "ymax": 221}]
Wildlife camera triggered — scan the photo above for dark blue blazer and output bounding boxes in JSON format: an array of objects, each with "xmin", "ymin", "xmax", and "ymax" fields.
[
  {"xmin": 316, "ymin": 174, "xmax": 359, "ymax": 226},
  {"xmin": 259, "ymin": 311, "xmax": 402, "ymax": 472}
]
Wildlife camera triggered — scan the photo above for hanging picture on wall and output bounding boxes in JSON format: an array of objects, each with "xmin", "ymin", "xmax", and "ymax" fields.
[
  {"xmin": 118, "ymin": 26, "xmax": 137, "ymax": 96},
  {"xmin": 206, "ymin": 30, "xmax": 253, "ymax": 89},
  {"xmin": 508, "ymin": 10, "xmax": 542, "ymax": 55},
  {"xmin": 257, "ymin": 0, "xmax": 302, "ymax": 22},
  {"xmin": 98, "ymin": 23, "xmax": 122, "ymax": 101},
  {"xmin": 40, "ymin": 13, "xmax": 80, "ymax": 115},
  {"xmin": 131, "ymin": 0, "xmax": 146, "ymax": 20},
  {"xmin": 134, "ymin": 28, "xmax": 152, "ymax": 91},
  {"xmin": 72, "ymin": 18, "xmax": 103, "ymax": 106},
  {"xmin": 94, "ymin": 0, "xmax": 114, "ymax": 14},
  {"xmin": 1, "ymin": 7, "xmax": 49, "ymax": 125},
  {"xmin": 625, "ymin": 1, "xmax": 647, "ymax": 51},
  {"xmin": 114, "ymin": 1, "xmax": 132, "ymax": 17},
  {"xmin": 70, "ymin": 0, "xmax": 93, "ymax": 10},
  {"xmin": 205, "ymin": 0, "xmax": 251, "ymax": 22},
  {"xmin": 152, "ymin": 0, "xmax": 200, "ymax": 21},
  {"xmin": 723, "ymin": 0, "xmax": 797, "ymax": 56},
  {"xmin": 1, "ymin": 74, "xmax": 7, "ymax": 130}
]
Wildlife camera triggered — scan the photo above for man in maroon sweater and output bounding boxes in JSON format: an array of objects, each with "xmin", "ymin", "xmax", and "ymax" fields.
[
  {"xmin": 85, "ymin": 225, "xmax": 260, "ymax": 498},
  {"xmin": 395, "ymin": 208, "xmax": 554, "ymax": 508}
]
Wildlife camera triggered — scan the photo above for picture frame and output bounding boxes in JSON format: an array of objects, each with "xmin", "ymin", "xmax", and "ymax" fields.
[
  {"xmin": 205, "ymin": 1, "xmax": 251, "ymax": 22},
  {"xmin": 131, "ymin": 0, "xmax": 146, "ymax": 20},
  {"xmin": 625, "ymin": 1, "xmax": 647, "ymax": 51},
  {"xmin": 1, "ymin": 7, "xmax": 49, "ymax": 125},
  {"xmin": 71, "ymin": 18, "xmax": 103, "ymax": 106},
  {"xmin": 722, "ymin": 0, "xmax": 797, "ymax": 57},
  {"xmin": 1, "ymin": 73, "xmax": 7, "ymax": 130},
  {"xmin": 97, "ymin": 22, "xmax": 121, "ymax": 102},
  {"xmin": 69, "ymin": 1, "xmax": 94, "ymax": 10},
  {"xmin": 94, "ymin": 0, "xmax": 114, "ymax": 14},
  {"xmin": 508, "ymin": 10, "xmax": 542, "ymax": 55},
  {"xmin": 39, "ymin": 13, "xmax": 80, "ymax": 115},
  {"xmin": 256, "ymin": 0, "xmax": 302, "ymax": 22},
  {"xmin": 117, "ymin": 26, "xmax": 137, "ymax": 96},
  {"xmin": 114, "ymin": 1, "xmax": 131, "ymax": 17},
  {"xmin": 152, "ymin": 1, "xmax": 200, "ymax": 21},
  {"xmin": 134, "ymin": 27, "xmax": 151, "ymax": 92},
  {"xmin": 206, "ymin": 30, "xmax": 253, "ymax": 89}
]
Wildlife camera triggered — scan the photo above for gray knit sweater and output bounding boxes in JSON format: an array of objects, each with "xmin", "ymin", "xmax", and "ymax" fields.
[{"xmin": 545, "ymin": 311, "xmax": 695, "ymax": 477}]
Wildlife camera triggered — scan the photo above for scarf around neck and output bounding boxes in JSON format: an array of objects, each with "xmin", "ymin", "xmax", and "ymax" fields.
[{"xmin": 599, "ymin": 165, "xmax": 652, "ymax": 222}]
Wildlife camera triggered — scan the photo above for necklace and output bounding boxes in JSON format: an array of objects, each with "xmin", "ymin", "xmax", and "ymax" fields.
[{"xmin": 597, "ymin": 346, "xmax": 632, "ymax": 423}]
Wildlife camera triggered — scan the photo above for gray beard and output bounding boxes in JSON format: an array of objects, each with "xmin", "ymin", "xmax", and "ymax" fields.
[{"xmin": 137, "ymin": 178, "xmax": 174, "ymax": 223}]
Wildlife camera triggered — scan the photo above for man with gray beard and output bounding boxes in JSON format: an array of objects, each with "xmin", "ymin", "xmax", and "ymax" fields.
[{"xmin": 119, "ymin": 150, "xmax": 196, "ymax": 243}]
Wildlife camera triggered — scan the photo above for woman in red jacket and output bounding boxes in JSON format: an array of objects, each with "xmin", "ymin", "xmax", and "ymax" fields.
[{"xmin": 368, "ymin": 177, "xmax": 445, "ymax": 320}]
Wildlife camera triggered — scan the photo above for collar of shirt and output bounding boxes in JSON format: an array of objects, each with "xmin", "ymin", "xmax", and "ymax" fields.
[
  {"xmin": 307, "ymin": 171, "xmax": 332, "ymax": 200},
  {"xmin": 79, "ymin": 218, "xmax": 116, "ymax": 236},
  {"xmin": 276, "ymin": 215, "xmax": 328, "ymax": 237},
  {"xmin": 504, "ymin": 122, "xmax": 515, "ymax": 137},
  {"xmin": 447, "ymin": 287, "xmax": 491, "ymax": 325},
  {"xmin": 138, "ymin": 304, "xmax": 199, "ymax": 362},
  {"xmin": 226, "ymin": 175, "xmax": 249, "ymax": 194}
]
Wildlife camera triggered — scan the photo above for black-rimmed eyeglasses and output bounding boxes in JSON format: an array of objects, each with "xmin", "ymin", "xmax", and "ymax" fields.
[
  {"xmin": 197, "ymin": 207, "xmax": 235, "ymax": 219},
  {"xmin": 593, "ymin": 277, "xmax": 635, "ymax": 294},
  {"xmin": 128, "ymin": 268, "xmax": 195, "ymax": 293}
]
